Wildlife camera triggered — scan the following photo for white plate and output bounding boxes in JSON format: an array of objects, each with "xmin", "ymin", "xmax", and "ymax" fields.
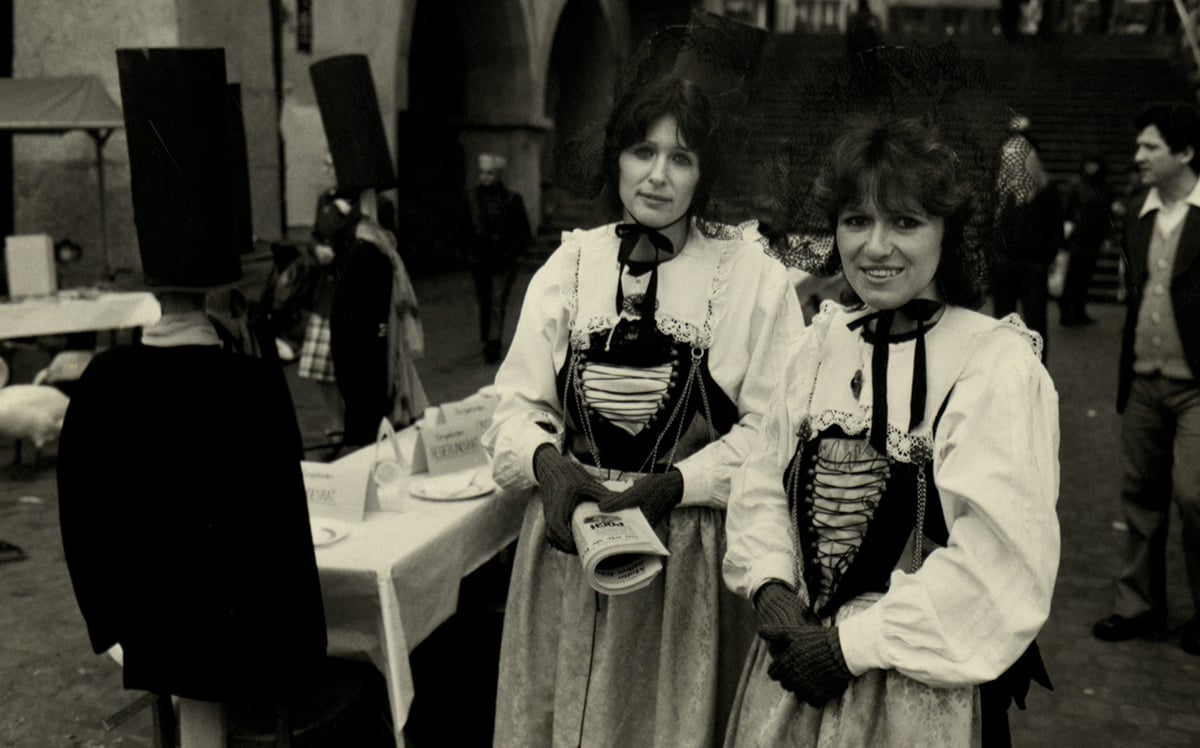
[
  {"xmin": 408, "ymin": 466, "xmax": 496, "ymax": 501},
  {"xmin": 310, "ymin": 520, "xmax": 351, "ymax": 548}
]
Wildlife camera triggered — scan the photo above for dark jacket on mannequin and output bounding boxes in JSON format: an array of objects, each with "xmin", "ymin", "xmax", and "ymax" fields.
[{"xmin": 57, "ymin": 344, "xmax": 326, "ymax": 701}]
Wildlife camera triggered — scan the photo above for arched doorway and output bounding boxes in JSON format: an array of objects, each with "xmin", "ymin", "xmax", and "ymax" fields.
[
  {"xmin": 399, "ymin": 0, "xmax": 467, "ymax": 274},
  {"xmin": 402, "ymin": 0, "xmax": 538, "ymax": 274},
  {"xmin": 542, "ymin": 0, "xmax": 620, "ymax": 236}
]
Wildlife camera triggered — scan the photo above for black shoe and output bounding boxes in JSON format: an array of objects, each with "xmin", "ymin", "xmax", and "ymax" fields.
[
  {"xmin": 1092, "ymin": 613, "xmax": 1160, "ymax": 642},
  {"xmin": 1183, "ymin": 618, "xmax": 1200, "ymax": 656}
]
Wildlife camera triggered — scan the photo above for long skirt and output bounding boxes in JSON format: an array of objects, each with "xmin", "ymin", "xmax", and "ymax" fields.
[
  {"xmin": 724, "ymin": 598, "xmax": 980, "ymax": 748},
  {"xmin": 493, "ymin": 495, "xmax": 756, "ymax": 748}
]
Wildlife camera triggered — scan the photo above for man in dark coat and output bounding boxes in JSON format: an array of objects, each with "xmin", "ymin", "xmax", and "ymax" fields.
[
  {"xmin": 1093, "ymin": 101, "xmax": 1200, "ymax": 657},
  {"xmin": 466, "ymin": 153, "xmax": 532, "ymax": 363}
]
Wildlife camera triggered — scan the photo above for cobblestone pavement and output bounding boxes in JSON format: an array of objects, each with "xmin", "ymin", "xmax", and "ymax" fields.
[
  {"xmin": 2, "ymin": 269, "xmax": 1198, "ymax": 746},
  {"xmin": 1012, "ymin": 301, "xmax": 1200, "ymax": 747}
]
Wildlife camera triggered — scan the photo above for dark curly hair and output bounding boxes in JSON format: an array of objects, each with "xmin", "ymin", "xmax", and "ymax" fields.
[
  {"xmin": 600, "ymin": 76, "xmax": 722, "ymax": 219},
  {"xmin": 1134, "ymin": 101, "xmax": 1200, "ymax": 175},
  {"xmin": 816, "ymin": 115, "xmax": 984, "ymax": 309}
]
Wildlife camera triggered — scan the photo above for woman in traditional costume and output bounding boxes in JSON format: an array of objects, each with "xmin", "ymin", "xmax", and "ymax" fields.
[
  {"xmin": 483, "ymin": 47, "xmax": 801, "ymax": 747},
  {"xmin": 723, "ymin": 52, "xmax": 1061, "ymax": 747}
]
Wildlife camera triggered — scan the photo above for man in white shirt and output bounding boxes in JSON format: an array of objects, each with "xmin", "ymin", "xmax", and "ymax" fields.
[{"xmin": 1093, "ymin": 101, "xmax": 1200, "ymax": 656}]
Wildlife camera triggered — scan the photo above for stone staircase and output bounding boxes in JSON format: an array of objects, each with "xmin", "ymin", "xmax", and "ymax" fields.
[{"xmin": 538, "ymin": 32, "xmax": 1195, "ymax": 300}]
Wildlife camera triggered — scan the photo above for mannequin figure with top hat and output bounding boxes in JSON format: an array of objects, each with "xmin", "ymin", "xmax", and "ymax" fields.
[
  {"xmin": 57, "ymin": 48, "xmax": 326, "ymax": 747},
  {"xmin": 483, "ymin": 66, "xmax": 801, "ymax": 744},
  {"xmin": 309, "ymin": 54, "xmax": 426, "ymax": 448}
]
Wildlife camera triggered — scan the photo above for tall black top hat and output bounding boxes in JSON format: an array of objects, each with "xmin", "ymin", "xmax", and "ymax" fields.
[
  {"xmin": 310, "ymin": 54, "xmax": 396, "ymax": 194},
  {"xmin": 116, "ymin": 48, "xmax": 244, "ymax": 292}
]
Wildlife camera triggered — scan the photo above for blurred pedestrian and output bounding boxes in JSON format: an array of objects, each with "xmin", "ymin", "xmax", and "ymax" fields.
[
  {"xmin": 466, "ymin": 153, "xmax": 532, "ymax": 363},
  {"xmin": 1093, "ymin": 101, "xmax": 1200, "ymax": 656},
  {"xmin": 992, "ymin": 136, "xmax": 1064, "ymax": 361},
  {"xmin": 1059, "ymin": 153, "xmax": 1113, "ymax": 326},
  {"xmin": 845, "ymin": 0, "xmax": 882, "ymax": 55}
]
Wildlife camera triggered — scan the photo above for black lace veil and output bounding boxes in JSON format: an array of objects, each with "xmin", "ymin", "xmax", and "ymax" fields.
[
  {"xmin": 550, "ymin": 10, "xmax": 769, "ymax": 227},
  {"xmin": 757, "ymin": 43, "xmax": 1038, "ymax": 291}
]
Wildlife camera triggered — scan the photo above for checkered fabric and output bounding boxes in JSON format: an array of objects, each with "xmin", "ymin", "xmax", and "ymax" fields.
[{"xmin": 298, "ymin": 313, "xmax": 336, "ymax": 382}]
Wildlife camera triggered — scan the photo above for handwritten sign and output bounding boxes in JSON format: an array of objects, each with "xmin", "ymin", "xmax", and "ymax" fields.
[
  {"xmin": 409, "ymin": 393, "xmax": 498, "ymax": 475},
  {"xmin": 301, "ymin": 460, "xmax": 368, "ymax": 522},
  {"xmin": 441, "ymin": 394, "xmax": 498, "ymax": 428}
]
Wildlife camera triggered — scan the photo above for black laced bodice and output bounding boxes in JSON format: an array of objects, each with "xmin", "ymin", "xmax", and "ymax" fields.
[
  {"xmin": 785, "ymin": 424, "xmax": 946, "ymax": 620},
  {"xmin": 555, "ymin": 319, "xmax": 737, "ymax": 474}
]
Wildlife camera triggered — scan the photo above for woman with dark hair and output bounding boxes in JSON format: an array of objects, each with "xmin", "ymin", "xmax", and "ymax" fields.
[
  {"xmin": 724, "ymin": 116, "xmax": 1060, "ymax": 746},
  {"xmin": 483, "ymin": 73, "xmax": 800, "ymax": 746}
]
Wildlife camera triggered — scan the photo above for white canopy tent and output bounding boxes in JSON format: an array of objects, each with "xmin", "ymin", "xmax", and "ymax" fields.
[{"xmin": 0, "ymin": 76, "xmax": 124, "ymax": 277}]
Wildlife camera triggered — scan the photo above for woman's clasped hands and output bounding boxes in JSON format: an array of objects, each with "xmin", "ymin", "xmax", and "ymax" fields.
[{"xmin": 754, "ymin": 582, "xmax": 853, "ymax": 707}]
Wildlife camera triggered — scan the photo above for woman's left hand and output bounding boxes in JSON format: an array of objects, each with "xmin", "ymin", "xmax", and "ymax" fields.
[
  {"xmin": 597, "ymin": 469, "xmax": 684, "ymax": 527},
  {"xmin": 760, "ymin": 623, "xmax": 853, "ymax": 707}
]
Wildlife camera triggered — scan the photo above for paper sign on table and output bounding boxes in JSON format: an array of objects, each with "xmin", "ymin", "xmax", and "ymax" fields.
[
  {"xmin": 409, "ymin": 393, "xmax": 498, "ymax": 475},
  {"xmin": 302, "ymin": 460, "xmax": 369, "ymax": 522},
  {"xmin": 440, "ymin": 393, "xmax": 498, "ymax": 427}
]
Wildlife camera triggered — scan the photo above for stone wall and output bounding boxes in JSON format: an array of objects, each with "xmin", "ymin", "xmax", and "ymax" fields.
[
  {"xmin": 9, "ymin": 0, "xmax": 646, "ymax": 282},
  {"xmin": 13, "ymin": 0, "xmax": 177, "ymax": 281}
]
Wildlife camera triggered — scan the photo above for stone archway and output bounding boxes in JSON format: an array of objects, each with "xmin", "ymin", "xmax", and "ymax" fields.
[
  {"xmin": 396, "ymin": 0, "xmax": 468, "ymax": 274},
  {"xmin": 400, "ymin": 0, "xmax": 538, "ymax": 273},
  {"xmin": 541, "ymin": 0, "xmax": 621, "ymax": 235}
]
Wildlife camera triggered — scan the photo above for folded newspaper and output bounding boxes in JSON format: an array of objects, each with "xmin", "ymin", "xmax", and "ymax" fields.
[{"xmin": 570, "ymin": 490, "xmax": 670, "ymax": 595}]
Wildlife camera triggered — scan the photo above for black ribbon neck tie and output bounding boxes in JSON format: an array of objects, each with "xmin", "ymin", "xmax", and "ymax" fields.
[
  {"xmin": 613, "ymin": 223, "xmax": 678, "ymax": 343},
  {"xmin": 847, "ymin": 299, "xmax": 943, "ymax": 455},
  {"xmin": 615, "ymin": 223, "xmax": 674, "ymax": 275}
]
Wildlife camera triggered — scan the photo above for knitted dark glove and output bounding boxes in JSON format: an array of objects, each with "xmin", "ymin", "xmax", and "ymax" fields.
[
  {"xmin": 596, "ymin": 469, "xmax": 684, "ymax": 527},
  {"xmin": 761, "ymin": 623, "xmax": 853, "ymax": 707},
  {"xmin": 533, "ymin": 444, "xmax": 614, "ymax": 554},
  {"xmin": 753, "ymin": 583, "xmax": 811, "ymax": 656}
]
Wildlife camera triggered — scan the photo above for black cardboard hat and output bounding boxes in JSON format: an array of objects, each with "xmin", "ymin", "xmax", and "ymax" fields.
[
  {"xmin": 309, "ymin": 54, "xmax": 396, "ymax": 194},
  {"xmin": 116, "ymin": 48, "xmax": 247, "ymax": 292}
]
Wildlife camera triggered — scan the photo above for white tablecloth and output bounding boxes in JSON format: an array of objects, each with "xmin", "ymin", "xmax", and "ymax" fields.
[
  {"xmin": 312, "ymin": 436, "xmax": 525, "ymax": 744},
  {"xmin": 0, "ymin": 290, "xmax": 160, "ymax": 339}
]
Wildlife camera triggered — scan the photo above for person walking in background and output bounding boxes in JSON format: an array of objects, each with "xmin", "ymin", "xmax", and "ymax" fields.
[
  {"xmin": 1059, "ymin": 153, "xmax": 1114, "ymax": 326},
  {"xmin": 992, "ymin": 134, "xmax": 1064, "ymax": 361},
  {"xmin": 466, "ymin": 153, "xmax": 532, "ymax": 363},
  {"xmin": 1093, "ymin": 101, "xmax": 1200, "ymax": 656},
  {"xmin": 845, "ymin": 0, "xmax": 882, "ymax": 55}
]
